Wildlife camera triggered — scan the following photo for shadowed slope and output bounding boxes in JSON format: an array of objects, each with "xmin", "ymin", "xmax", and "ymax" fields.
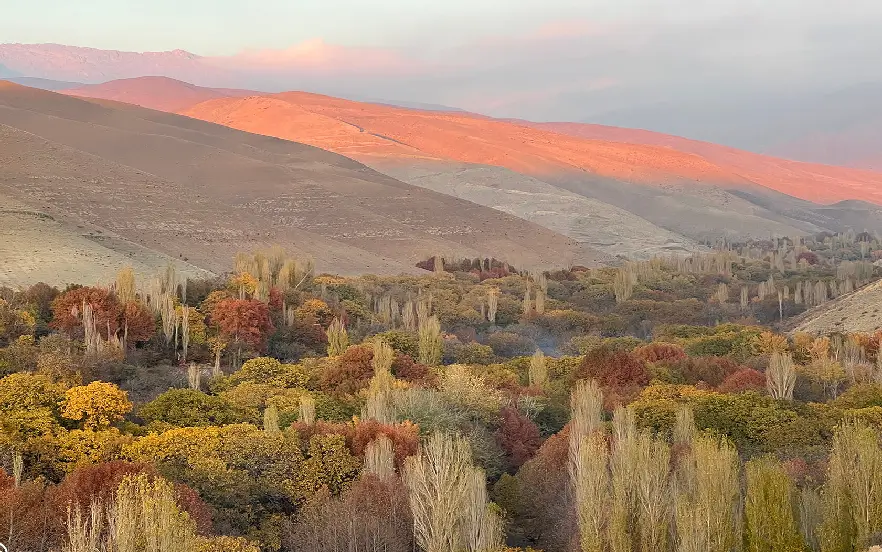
[
  {"xmin": 55, "ymin": 77, "xmax": 882, "ymax": 244},
  {"xmin": 0, "ymin": 82, "xmax": 601, "ymax": 281},
  {"xmin": 64, "ymin": 76, "xmax": 257, "ymax": 113},
  {"xmin": 181, "ymin": 91, "xmax": 860, "ymax": 241},
  {"xmin": 791, "ymin": 280, "xmax": 882, "ymax": 335}
]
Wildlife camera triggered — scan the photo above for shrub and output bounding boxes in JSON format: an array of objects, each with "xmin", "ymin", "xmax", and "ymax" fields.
[
  {"xmin": 718, "ymin": 368, "xmax": 767, "ymax": 394},
  {"xmin": 139, "ymin": 389, "xmax": 243, "ymax": 428}
]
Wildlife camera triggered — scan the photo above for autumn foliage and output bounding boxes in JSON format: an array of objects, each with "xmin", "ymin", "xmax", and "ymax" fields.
[
  {"xmin": 573, "ymin": 346, "xmax": 650, "ymax": 389},
  {"xmin": 495, "ymin": 406, "xmax": 542, "ymax": 471},
  {"xmin": 718, "ymin": 368, "xmax": 767, "ymax": 394},
  {"xmin": 212, "ymin": 298, "xmax": 275, "ymax": 350}
]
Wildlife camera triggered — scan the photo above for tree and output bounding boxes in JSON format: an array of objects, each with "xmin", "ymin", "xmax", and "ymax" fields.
[
  {"xmin": 61, "ymin": 382, "xmax": 132, "ymax": 430},
  {"xmin": 767, "ymin": 351, "xmax": 796, "ymax": 400},
  {"xmin": 109, "ymin": 473, "xmax": 199, "ymax": 552},
  {"xmin": 299, "ymin": 433, "xmax": 362, "ymax": 496},
  {"xmin": 508, "ymin": 427, "xmax": 572, "ymax": 550},
  {"xmin": 418, "ymin": 315, "xmax": 442, "ymax": 366},
  {"xmin": 633, "ymin": 342, "xmax": 687, "ymax": 364},
  {"xmin": 403, "ymin": 432, "xmax": 502, "ymax": 552},
  {"xmin": 573, "ymin": 346, "xmax": 649, "ymax": 400},
  {"xmin": 674, "ymin": 435, "xmax": 739, "ymax": 552},
  {"xmin": 139, "ymin": 389, "xmax": 243, "ymax": 428},
  {"xmin": 121, "ymin": 300, "xmax": 156, "ymax": 343},
  {"xmin": 212, "ymin": 298, "xmax": 275, "ymax": 353},
  {"xmin": 284, "ymin": 475, "xmax": 414, "ymax": 552},
  {"xmin": 364, "ymin": 434, "xmax": 396, "ymax": 479},
  {"xmin": 326, "ymin": 317, "xmax": 348, "ymax": 357},
  {"xmin": 22, "ymin": 281, "xmax": 59, "ymax": 323},
  {"xmin": 51, "ymin": 286, "xmax": 123, "ymax": 339},
  {"xmin": 230, "ymin": 357, "xmax": 309, "ymax": 388},
  {"xmin": 320, "ymin": 344, "xmax": 375, "ymax": 397},
  {"xmin": 495, "ymin": 407, "xmax": 542, "ymax": 471},
  {"xmin": 718, "ymin": 368, "xmax": 767, "ymax": 394},
  {"xmin": 0, "ymin": 299, "xmax": 35, "ymax": 346},
  {"xmin": 528, "ymin": 349, "xmax": 547, "ymax": 388},
  {"xmin": 0, "ymin": 372, "xmax": 65, "ymax": 440},
  {"xmin": 364, "ymin": 339, "xmax": 396, "ymax": 424},
  {"xmin": 818, "ymin": 421, "xmax": 882, "ymax": 552},
  {"xmin": 744, "ymin": 456, "xmax": 805, "ymax": 552}
]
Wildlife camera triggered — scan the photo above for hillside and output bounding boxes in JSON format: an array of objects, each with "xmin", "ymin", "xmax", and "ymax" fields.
[
  {"xmin": 0, "ymin": 81, "xmax": 601, "ymax": 284},
  {"xmin": 64, "ymin": 76, "xmax": 257, "ymax": 112},
  {"xmin": 524, "ymin": 121, "xmax": 882, "ymax": 206},
  {"xmin": 0, "ymin": 194, "xmax": 212, "ymax": 288},
  {"xmin": 179, "ymin": 89, "xmax": 882, "ymax": 241},
  {"xmin": 790, "ymin": 280, "xmax": 882, "ymax": 335},
  {"xmin": 48, "ymin": 77, "xmax": 882, "ymax": 251}
]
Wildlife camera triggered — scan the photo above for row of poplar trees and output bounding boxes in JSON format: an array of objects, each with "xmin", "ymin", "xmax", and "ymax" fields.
[{"xmin": 569, "ymin": 379, "xmax": 882, "ymax": 552}]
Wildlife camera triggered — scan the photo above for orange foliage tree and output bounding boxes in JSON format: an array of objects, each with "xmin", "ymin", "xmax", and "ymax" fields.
[
  {"xmin": 51, "ymin": 286, "xmax": 123, "ymax": 338},
  {"xmin": 495, "ymin": 406, "xmax": 542, "ymax": 471},
  {"xmin": 50, "ymin": 286, "xmax": 155, "ymax": 344},
  {"xmin": 212, "ymin": 298, "xmax": 275, "ymax": 352}
]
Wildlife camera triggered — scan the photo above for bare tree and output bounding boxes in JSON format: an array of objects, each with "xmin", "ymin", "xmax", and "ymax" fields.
[
  {"xmin": 327, "ymin": 317, "xmax": 349, "ymax": 357},
  {"xmin": 365, "ymin": 434, "xmax": 396, "ymax": 480},
  {"xmin": 418, "ymin": 315, "xmax": 442, "ymax": 366},
  {"xmin": 299, "ymin": 393, "xmax": 316, "ymax": 426},
  {"xmin": 767, "ymin": 351, "xmax": 796, "ymax": 400},
  {"xmin": 403, "ymin": 433, "xmax": 473, "ymax": 552}
]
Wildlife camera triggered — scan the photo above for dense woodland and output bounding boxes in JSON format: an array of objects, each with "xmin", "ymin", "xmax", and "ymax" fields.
[{"xmin": 3, "ymin": 232, "xmax": 882, "ymax": 551}]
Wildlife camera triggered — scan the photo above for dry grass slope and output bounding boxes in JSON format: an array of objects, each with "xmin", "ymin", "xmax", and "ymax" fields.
[
  {"xmin": 791, "ymin": 280, "xmax": 882, "ymax": 334},
  {"xmin": 0, "ymin": 81, "xmax": 604, "ymax": 285}
]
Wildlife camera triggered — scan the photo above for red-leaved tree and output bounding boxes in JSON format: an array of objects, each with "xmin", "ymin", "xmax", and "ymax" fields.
[
  {"xmin": 633, "ymin": 342, "xmax": 687, "ymax": 364},
  {"xmin": 51, "ymin": 286, "xmax": 123, "ymax": 339},
  {"xmin": 121, "ymin": 301, "xmax": 156, "ymax": 343},
  {"xmin": 717, "ymin": 368, "xmax": 766, "ymax": 394},
  {"xmin": 212, "ymin": 298, "xmax": 275, "ymax": 352},
  {"xmin": 573, "ymin": 346, "xmax": 650, "ymax": 389},
  {"xmin": 495, "ymin": 406, "xmax": 542, "ymax": 471}
]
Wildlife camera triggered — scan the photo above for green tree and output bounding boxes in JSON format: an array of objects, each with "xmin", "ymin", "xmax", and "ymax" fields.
[
  {"xmin": 139, "ymin": 389, "xmax": 243, "ymax": 428},
  {"xmin": 744, "ymin": 456, "xmax": 805, "ymax": 552}
]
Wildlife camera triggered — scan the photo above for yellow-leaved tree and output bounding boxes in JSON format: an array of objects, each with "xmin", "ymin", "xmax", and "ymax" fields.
[{"xmin": 62, "ymin": 381, "xmax": 132, "ymax": 429}]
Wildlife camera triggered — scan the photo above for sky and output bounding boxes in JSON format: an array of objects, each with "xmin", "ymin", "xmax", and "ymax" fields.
[{"xmin": 3, "ymin": 0, "xmax": 882, "ymax": 147}]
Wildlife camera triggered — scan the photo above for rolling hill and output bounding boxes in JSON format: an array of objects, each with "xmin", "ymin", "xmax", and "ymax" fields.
[
  {"xmin": 790, "ymin": 279, "xmax": 882, "ymax": 335},
  {"xmin": 0, "ymin": 81, "xmax": 602, "ymax": 285},
  {"xmin": 64, "ymin": 76, "xmax": 257, "ymax": 113},
  {"xmin": 174, "ymin": 85, "xmax": 882, "ymax": 242},
  {"xmin": 44, "ymin": 76, "xmax": 882, "ymax": 260}
]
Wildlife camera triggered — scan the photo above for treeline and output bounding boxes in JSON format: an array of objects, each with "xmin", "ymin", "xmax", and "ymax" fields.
[{"xmin": 0, "ymin": 233, "xmax": 881, "ymax": 551}]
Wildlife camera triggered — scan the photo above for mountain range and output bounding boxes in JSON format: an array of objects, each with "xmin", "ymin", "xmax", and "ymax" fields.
[
  {"xmin": 2, "ymin": 42, "xmax": 881, "ymax": 169},
  {"xmin": 3, "ymin": 42, "xmax": 882, "ymax": 283},
  {"xmin": 1, "ymin": 80, "xmax": 602, "ymax": 287},
  {"xmin": 61, "ymin": 77, "xmax": 882, "ymax": 243}
]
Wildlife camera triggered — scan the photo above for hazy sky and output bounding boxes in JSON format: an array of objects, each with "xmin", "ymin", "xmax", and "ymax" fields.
[{"xmin": 4, "ymin": 0, "xmax": 882, "ymax": 143}]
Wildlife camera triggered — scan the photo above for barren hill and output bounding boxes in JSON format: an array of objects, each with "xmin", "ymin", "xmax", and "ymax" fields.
[
  {"xmin": 64, "ymin": 76, "xmax": 257, "ymax": 113},
  {"xmin": 523, "ymin": 121, "xmax": 882, "ymax": 206},
  {"xmin": 790, "ymin": 280, "xmax": 882, "ymax": 335},
  {"xmin": 179, "ymin": 89, "xmax": 873, "ymax": 241},
  {"xmin": 0, "ymin": 81, "xmax": 603, "ymax": 285},
  {"xmin": 54, "ymin": 77, "xmax": 882, "ymax": 251}
]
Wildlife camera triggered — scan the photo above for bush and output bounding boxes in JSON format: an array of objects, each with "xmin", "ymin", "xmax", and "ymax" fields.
[
  {"xmin": 572, "ymin": 346, "xmax": 649, "ymax": 389},
  {"xmin": 453, "ymin": 342, "xmax": 496, "ymax": 365},
  {"xmin": 718, "ymin": 368, "xmax": 766, "ymax": 394},
  {"xmin": 139, "ymin": 389, "xmax": 244, "ymax": 428},
  {"xmin": 487, "ymin": 331, "xmax": 536, "ymax": 358}
]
